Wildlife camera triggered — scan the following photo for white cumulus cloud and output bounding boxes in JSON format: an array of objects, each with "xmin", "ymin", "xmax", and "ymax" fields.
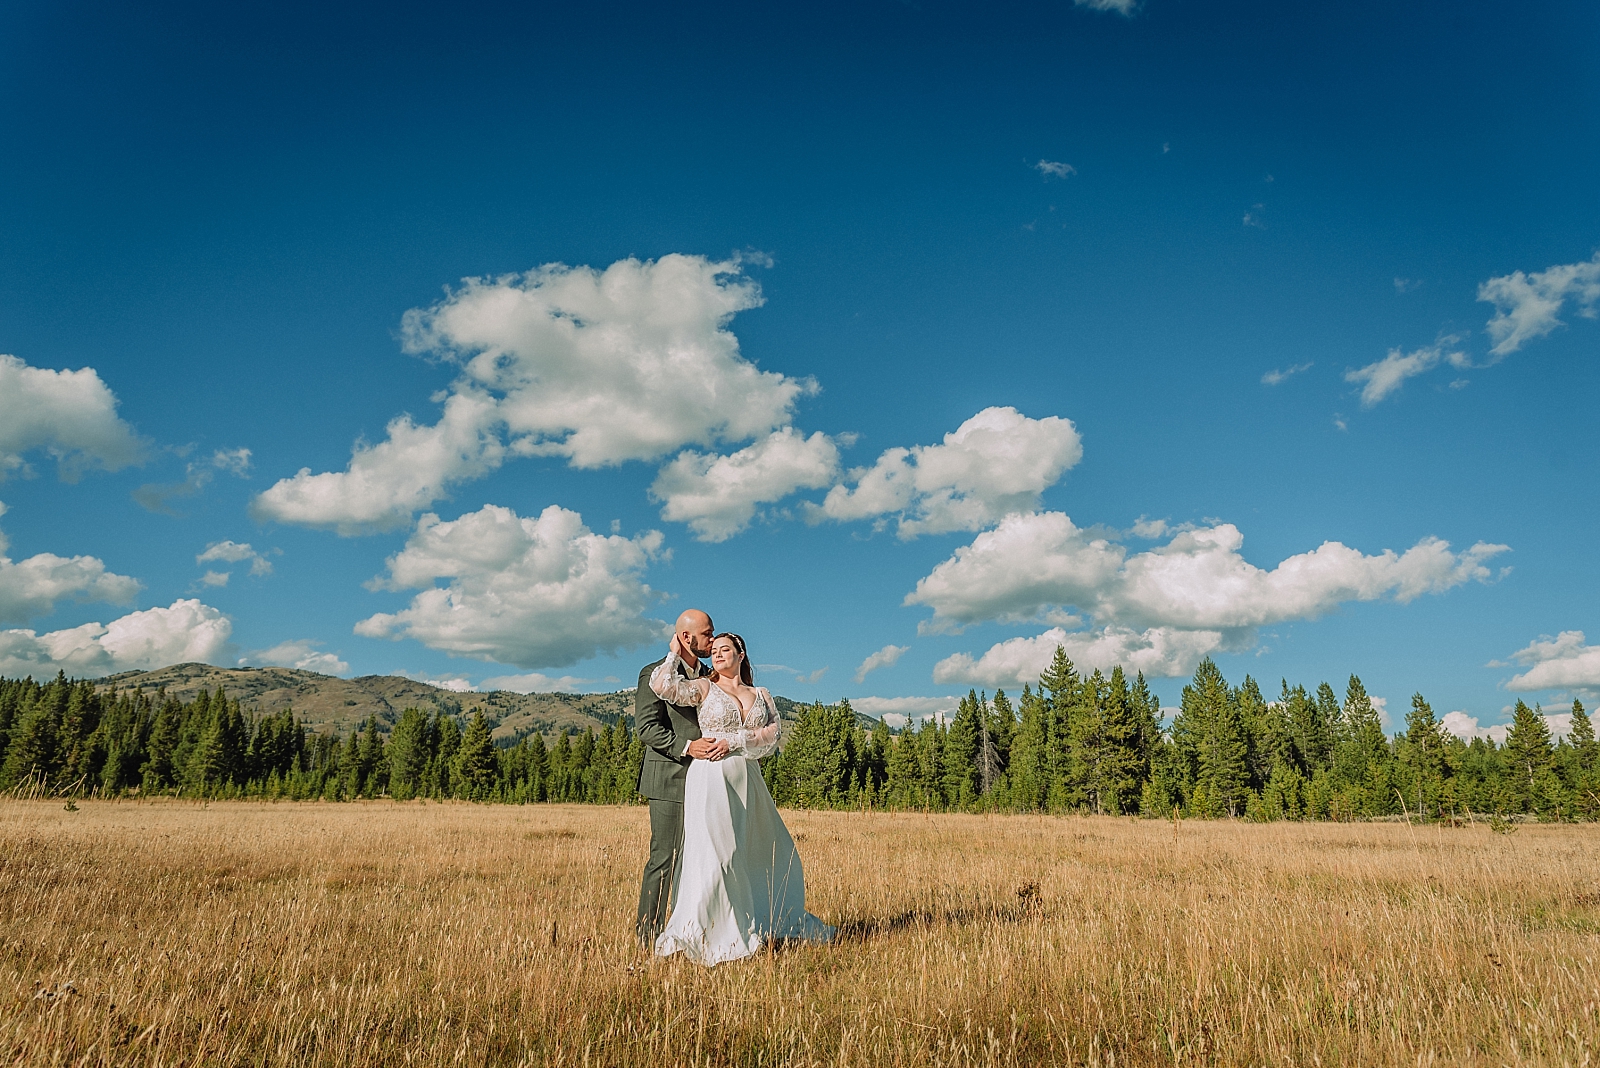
[
  {"xmin": 854, "ymin": 643, "xmax": 910, "ymax": 683},
  {"xmin": 933, "ymin": 625, "xmax": 1225, "ymax": 687},
  {"xmin": 0, "ymin": 354, "xmax": 146, "ymax": 480},
  {"xmin": 650, "ymin": 427, "xmax": 840, "ymax": 542},
  {"xmin": 914, "ymin": 512, "xmax": 1508, "ymax": 681},
  {"xmin": 254, "ymin": 255, "xmax": 813, "ymax": 535},
  {"xmin": 852, "ymin": 695, "xmax": 959, "ymax": 727},
  {"xmin": 812, "ymin": 407, "xmax": 1082, "ymax": 539},
  {"xmin": 909, "ymin": 511, "xmax": 1508, "ymax": 635},
  {"xmin": 390, "ymin": 669, "xmax": 481, "ymax": 692},
  {"xmin": 1440, "ymin": 710, "xmax": 1507, "ymax": 744},
  {"xmin": 906, "ymin": 512, "xmax": 1123, "ymax": 631},
  {"xmin": 1344, "ymin": 337, "xmax": 1468, "ymax": 407},
  {"xmin": 479, "ymin": 672, "xmax": 595, "ymax": 694},
  {"xmin": 0, "ymin": 502, "xmax": 142, "ymax": 626},
  {"xmin": 355, "ymin": 503, "xmax": 665, "ymax": 670},
  {"xmin": 1478, "ymin": 252, "xmax": 1600, "ymax": 357},
  {"xmin": 1441, "ymin": 708, "xmax": 1575, "ymax": 744},
  {"xmin": 251, "ymin": 390, "xmax": 507, "ymax": 534},
  {"xmin": 1503, "ymin": 631, "xmax": 1600, "ymax": 695},
  {"xmin": 0, "ymin": 599, "xmax": 232, "ymax": 678},
  {"xmin": 195, "ymin": 540, "xmax": 275, "ymax": 579},
  {"xmin": 1035, "ymin": 160, "xmax": 1077, "ymax": 179},
  {"xmin": 242, "ymin": 639, "xmax": 350, "ymax": 676}
]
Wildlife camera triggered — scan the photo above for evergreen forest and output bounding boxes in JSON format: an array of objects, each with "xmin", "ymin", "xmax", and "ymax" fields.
[{"xmin": 2, "ymin": 648, "xmax": 1596, "ymax": 820}]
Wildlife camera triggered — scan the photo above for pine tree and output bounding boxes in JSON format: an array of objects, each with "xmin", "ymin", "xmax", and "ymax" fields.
[
  {"xmin": 1399, "ymin": 693, "xmax": 1448, "ymax": 819},
  {"xmin": 1334, "ymin": 676, "xmax": 1393, "ymax": 816},
  {"xmin": 1192, "ymin": 660, "xmax": 1247, "ymax": 817},
  {"xmin": 988, "ymin": 689, "xmax": 1016, "ymax": 769},
  {"xmin": 1232, "ymin": 676, "xmax": 1267, "ymax": 791},
  {"xmin": 1130, "ymin": 672, "xmax": 1163, "ymax": 783},
  {"xmin": 141, "ymin": 696, "xmax": 183, "ymax": 792},
  {"xmin": 1169, "ymin": 665, "xmax": 1212, "ymax": 809},
  {"xmin": 355, "ymin": 714, "xmax": 385, "ymax": 797},
  {"xmin": 435, "ymin": 714, "xmax": 462, "ymax": 797},
  {"xmin": 883, "ymin": 725, "xmax": 922, "ymax": 808},
  {"xmin": 0, "ymin": 677, "xmax": 63, "ymax": 789},
  {"xmin": 57, "ymin": 681, "xmax": 103, "ymax": 787},
  {"xmin": 864, "ymin": 718, "xmax": 891, "ymax": 799},
  {"xmin": 1040, "ymin": 649, "xmax": 1080, "ymax": 810},
  {"xmin": 1503, "ymin": 700, "xmax": 1557, "ymax": 817},
  {"xmin": 1007, "ymin": 685, "xmax": 1048, "ymax": 811},
  {"xmin": 188, "ymin": 700, "xmax": 235, "ymax": 794},
  {"xmin": 1315, "ymin": 682, "xmax": 1343, "ymax": 765},
  {"xmin": 1094, "ymin": 667, "xmax": 1143, "ymax": 815},
  {"xmin": 772, "ymin": 701, "xmax": 832, "ymax": 807},
  {"xmin": 453, "ymin": 710, "xmax": 497, "ymax": 800},
  {"xmin": 918, "ymin": 720, "xmax": 947, "ymax": 809},
  {"xmin": 942, "ymin": 692, "xmax": 981, "ymax": 807},
  {"xmin": 1565, "ymin": 699, "xmax": 1597, "ymax": 818}
]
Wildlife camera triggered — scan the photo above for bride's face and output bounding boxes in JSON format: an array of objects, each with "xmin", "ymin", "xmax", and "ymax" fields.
[{"xmin": 710, "ymin": 637, "xmax": 743, "ymax": 679}]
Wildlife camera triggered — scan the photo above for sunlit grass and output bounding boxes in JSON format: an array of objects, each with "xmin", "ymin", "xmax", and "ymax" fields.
[{"xmin": 2, "ymin": 800, "xmax": 1597, "ymax": 1066}]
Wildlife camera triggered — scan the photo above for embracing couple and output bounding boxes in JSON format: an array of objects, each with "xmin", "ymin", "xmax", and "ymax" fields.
[{"xmin": 633, "ymin": 608, "xmax": 835, "ymax": 965}]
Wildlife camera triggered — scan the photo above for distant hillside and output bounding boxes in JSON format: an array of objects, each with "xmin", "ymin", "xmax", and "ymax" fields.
[{"xmin": 92, "ymin": 664, "xmax": 873, "ymax": 744}]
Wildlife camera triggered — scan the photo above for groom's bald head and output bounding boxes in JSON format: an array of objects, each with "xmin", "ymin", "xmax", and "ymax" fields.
[{"xmin": 676, "ymin": 609, "xmax": 715, "ymax": 659}]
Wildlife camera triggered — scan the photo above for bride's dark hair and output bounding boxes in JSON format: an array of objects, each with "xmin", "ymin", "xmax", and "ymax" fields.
[{"xmin": 713, "ymin": 632, "xmax": 754, "ymax": 686}]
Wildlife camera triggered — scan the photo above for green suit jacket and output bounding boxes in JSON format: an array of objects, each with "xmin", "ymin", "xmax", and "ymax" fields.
[{"xmin": 634, "ymin": 655, "xmax": 705, "ymax": 802}]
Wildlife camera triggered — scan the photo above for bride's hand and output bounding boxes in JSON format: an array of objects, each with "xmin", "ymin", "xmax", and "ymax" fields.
[{"xmin": 686, "ymin": 738, "xmax": 729, "ymax": 761}]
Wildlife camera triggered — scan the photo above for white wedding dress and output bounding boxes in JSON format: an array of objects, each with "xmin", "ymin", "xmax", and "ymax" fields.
[{"xmin": 649, "ymin": 652, "xmax": 836, "ymax": 965}]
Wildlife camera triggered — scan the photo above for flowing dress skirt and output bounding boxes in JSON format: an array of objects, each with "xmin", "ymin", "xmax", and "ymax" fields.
[{"xmin": 656, "ymin": 756, "xmax": 835, "ymax": 965}]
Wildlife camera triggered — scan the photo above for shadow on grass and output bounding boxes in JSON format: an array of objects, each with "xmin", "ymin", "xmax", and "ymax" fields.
[{"xmin": 832, "ymin": 903, "xmax": 1042, "ymax": 943}]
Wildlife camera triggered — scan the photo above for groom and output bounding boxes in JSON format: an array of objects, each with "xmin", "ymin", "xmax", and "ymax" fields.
[{"xmin": 635, "ymin": 608, "xmax": 729, "ymax": 947}]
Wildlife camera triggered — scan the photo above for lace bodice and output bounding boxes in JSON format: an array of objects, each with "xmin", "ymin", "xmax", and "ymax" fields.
[{"xmin": 649, "ymin": 650, "xmax": 781, "ymax": 759}]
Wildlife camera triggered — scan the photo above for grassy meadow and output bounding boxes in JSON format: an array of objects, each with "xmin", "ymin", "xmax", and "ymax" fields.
[{"xmin": 2, "ymin": 800, "xmax": 1597, "ymax": 1067}]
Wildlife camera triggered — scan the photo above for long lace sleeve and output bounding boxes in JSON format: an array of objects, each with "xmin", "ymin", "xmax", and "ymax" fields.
[
  {"xmin": 728, "ymin": 689, "xmax": 781, "ymax": 760},
  {"xmin": 649, "ymin": 650, "xmax": 705, "ymax": 708}
]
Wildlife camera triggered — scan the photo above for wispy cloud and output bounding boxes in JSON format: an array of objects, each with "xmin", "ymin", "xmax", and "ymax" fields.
[
  {"xmin": 1073, "ymin": 0, "xmax": 1138, "ymax": 15},
  {"xmin": 854, "ymin": 643, "xmax": 909, "ymax": 683},
  {"xmin": 195, "ymin": 539, "xmax": 277, "ymax": 584},
  {"xmin": 1478, "ymin": 251, "xmax": 1600, "ymax": 357},
  {"xmin": 1344, "ymin": 335, "xmax": 1467, "ymax": 407},
  {"xmin": 1243, "ymin": 205, "xmax": 1266, "ymax": 229},
  {"xmin": 1261, "ymin": 362, "xmax": 1313, "ymax": 386},
  {"xmin": 1034, "ymin": 160, "xmax": 1077, "ymax": 180},
  {"xmin": 135, "ymin": 447, "xmax": 253, "ymax": 515}
]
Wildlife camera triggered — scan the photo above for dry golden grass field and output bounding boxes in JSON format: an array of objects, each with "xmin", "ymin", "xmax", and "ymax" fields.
[{"xmin": 2, "ymin": 801, "xmax": 1598, "ymax": 1067}]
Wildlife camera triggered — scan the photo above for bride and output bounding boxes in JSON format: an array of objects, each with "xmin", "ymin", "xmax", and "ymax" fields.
[{"xmin": 648, "ymin": 631, "xmax": 835, "ymax": 965}]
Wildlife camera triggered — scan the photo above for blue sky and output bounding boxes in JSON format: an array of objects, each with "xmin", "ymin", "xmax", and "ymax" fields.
[{"xmin": 2, "ymin": 0, "xmax": 1597, "ymax": 735}]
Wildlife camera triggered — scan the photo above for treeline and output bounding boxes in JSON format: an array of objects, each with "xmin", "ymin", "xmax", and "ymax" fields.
[
  {"xmin": 4, "ymin": 652, "xmax": 1598, "ymax": 821},
  {"xmin": 764, "ymin": 652, "xmax": 1600, "ymax": 821},
  {"xmin": 0, "ymin": 674, "xmax": 643, "ymax": 803}
]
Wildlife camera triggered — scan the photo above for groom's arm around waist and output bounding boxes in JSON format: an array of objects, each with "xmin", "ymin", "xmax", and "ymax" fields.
[{"xmin": 635, "ymin": 661, "xmax": 690, "ymax": 760}]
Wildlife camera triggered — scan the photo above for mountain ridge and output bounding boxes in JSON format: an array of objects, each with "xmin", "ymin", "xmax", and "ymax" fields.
[{"xmin": 90, "ymin": 663, "xmax": 863, "ymax": 743}]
